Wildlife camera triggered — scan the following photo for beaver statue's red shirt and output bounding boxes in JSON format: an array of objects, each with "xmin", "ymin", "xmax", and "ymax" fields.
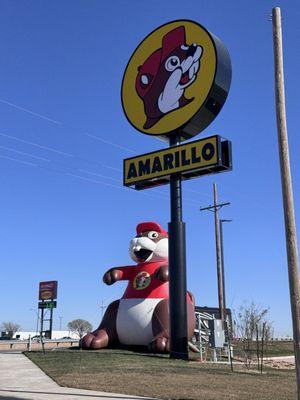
[
  {"xmin": 113, "ymin": 261, "xmax": 192, "ymax": 303},
  {"xmin": 113, "ymin": 261, "xmax": 167, "ymax": 299}
]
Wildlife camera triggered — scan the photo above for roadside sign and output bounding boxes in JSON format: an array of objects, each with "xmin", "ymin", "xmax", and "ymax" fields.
[
  {"xmin": 121, "ymin": 19, "xmax": 233, "ymax": 360},
  {"xmin": 124, "ymin": 136, "xmax": 231, "ymax": 189},
  {"xmin": 39, "ymin": 281, "xmax": 58, "ymax": 300},
  {"xmin": 38, "ymin": 301, "xmax": 57, "ymax": 309},
  {"xmin": 121, "ymin": 20, "xmax": 231, "ymax": 141}
]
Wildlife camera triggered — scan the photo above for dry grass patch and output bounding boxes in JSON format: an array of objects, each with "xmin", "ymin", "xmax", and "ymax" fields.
[{"xmin": 25, "ymin": 348, "xmax": 296, "ymax": 400}]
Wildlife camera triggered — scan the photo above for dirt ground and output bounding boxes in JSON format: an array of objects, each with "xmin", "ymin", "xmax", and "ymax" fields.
[{"xmin": 0, "ymin": 340, "xmax": 78, "ymax": 352}]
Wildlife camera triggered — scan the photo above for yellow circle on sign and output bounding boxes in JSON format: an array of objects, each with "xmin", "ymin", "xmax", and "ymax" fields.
[{"xmin": 121, "ymin": 20, "xmax": 218, "ymax": 139}]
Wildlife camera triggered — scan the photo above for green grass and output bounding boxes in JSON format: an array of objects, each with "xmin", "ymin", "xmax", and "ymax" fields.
[
  {"xmin": 25, "ymin": 348, "xmax": 296, "ymax": 400},
  {"xmin": 232, "ymin": 340, "xmax": 294, "ymax": 359}
]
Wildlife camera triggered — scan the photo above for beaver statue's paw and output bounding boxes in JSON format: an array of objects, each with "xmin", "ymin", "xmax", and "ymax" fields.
[
  {"xmin": 148, "ymin": 336, "xmax": 170, "ymax": 353},
  {"xmin": 80, "ymin": 330, "xmax": 109, "ymax": 350},
  {"xmin": 103, "ymin": 269, "xmax": 121, "ymax": 285},
  {"xmin": 154, "ymin": 264, "xmax": 169, "ymax": 282}
]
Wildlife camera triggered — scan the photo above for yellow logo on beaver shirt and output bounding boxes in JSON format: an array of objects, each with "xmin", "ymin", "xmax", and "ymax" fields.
[{"xmin": 133, "ymin": 271, "xmax": 151, "ymax": 290}]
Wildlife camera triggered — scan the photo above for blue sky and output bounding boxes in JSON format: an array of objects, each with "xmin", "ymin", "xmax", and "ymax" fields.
[{"xmin": 0, "ymin": 0, "xmax": 299, "ymax": 337}]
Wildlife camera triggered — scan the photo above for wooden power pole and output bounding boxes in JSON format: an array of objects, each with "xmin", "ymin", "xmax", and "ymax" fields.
[
  {"xmin": 200, "ymin": 183, "xmax": 230, "ymax": 328},
  {"xmin": 272, "ymin": 7, "xmax": 300, "ymax": 397}
]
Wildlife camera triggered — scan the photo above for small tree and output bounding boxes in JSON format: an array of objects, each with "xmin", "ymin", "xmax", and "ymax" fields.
[
  {"xmin": 235, "ymin": 302, "xmax": 272, "ymax": 369},
  {"xmin": 67, "ymin": 319, "xmax": 92, "ymax": 338},
  {"xmin": 1, "ymin": 321, "xmax": 21, "ymax": 338}
]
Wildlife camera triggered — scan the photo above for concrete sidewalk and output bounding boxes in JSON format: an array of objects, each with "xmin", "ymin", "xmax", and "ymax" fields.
[
  {"xmin": 0, "ymin": 352, "xmax": 153, "ymax": 400},
  {"xmin": 264, "ymin": 355, "xmax": 295, "ymax": 363}
]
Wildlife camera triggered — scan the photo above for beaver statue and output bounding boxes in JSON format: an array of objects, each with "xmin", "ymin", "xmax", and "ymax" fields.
[{"xmin": 80, "ymin": 221, "xmax": 195, "ymax": 352}]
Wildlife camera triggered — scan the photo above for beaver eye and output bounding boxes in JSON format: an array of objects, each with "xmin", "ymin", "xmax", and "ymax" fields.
[
  {"xmin": 165, "ymin": 56, "xmax": 180, "ymax": 72},
  {"xmin": 148, "ymin": 231, "xmax": 158, "ymax": 239},
  {"xmin": 141, "ymin": 75, "xmax": 149, "ymax": 85}
]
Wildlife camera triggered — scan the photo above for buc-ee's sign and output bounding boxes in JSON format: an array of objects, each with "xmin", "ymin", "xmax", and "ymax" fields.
[
  {"xmin": 39, "ymin": 281, "xmax": 58, "ymax": 301},
  {"xmin": 121, "ymin": 20, "xmax": 231, "ymax": 141},
  {"xmin": 124, "ymin": 136, "xmax": 231, "ymax": 190}
]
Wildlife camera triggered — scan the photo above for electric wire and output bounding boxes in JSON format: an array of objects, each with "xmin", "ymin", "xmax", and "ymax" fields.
[
  {"xmin": 0, "ymin": 97, "xmax": 135, "ymax": 154},
  {"xmin": 0, "ymin": 98, "xmax": 62, "ymax": 125},
  {"xmin": 0, "ymin": 97, "xmax": 214, "ymax": 202},
  {"xmin": 0, "ymin": 150, "xmax": 202, "ymax": 205}
]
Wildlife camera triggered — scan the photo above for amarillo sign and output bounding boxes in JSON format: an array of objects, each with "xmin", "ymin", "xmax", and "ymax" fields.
[
  {"xmin": 121, "ymin": 20, "xmax": 231, "ymax": 141},
  {"xmin": 124, "ymin": 135, "xmax": 231, "ymax": 189},
  {"xmin": 121, "ymin": 19, "xmax": 232, "ymax": 360}
]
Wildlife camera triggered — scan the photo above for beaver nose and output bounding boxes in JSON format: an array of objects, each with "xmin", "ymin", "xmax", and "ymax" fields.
[{"xmin": 187, "ymin": 44, "xmax": 197, "ymax": 57}]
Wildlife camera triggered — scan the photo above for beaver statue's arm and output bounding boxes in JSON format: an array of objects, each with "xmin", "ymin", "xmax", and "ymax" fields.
[
  {"xmin": 154, "ymin": 264, "xmax": 169, "ymax": 282},
  {"xmin": 103, "ymin": 266, "xmax": 133, "ymax": 285}
]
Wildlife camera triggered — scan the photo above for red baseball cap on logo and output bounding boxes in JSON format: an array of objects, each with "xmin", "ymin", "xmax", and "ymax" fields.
[
  {"xmin": 161, "ymin": 26, "xmax": 186, "ymax": 61},
  {"xmin": 136, "ymin": 222, "xmax": 168, "ymax": 236},
  {"xmin": 135, "ymin": 26, "xmax": 186, "ymax": 98}
]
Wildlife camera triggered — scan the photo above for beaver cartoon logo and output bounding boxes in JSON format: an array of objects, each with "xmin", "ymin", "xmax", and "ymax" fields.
[
  {"xmin": 135, "ymin": 26, "xmax": 203, "ymax": 130},
  {"xmin": 133, "ymin": 271, "xmax": 151, "ymax": 290},
  {"xmin": 121, "ymin": 20, "xmax": 231, "ymax": 140}
]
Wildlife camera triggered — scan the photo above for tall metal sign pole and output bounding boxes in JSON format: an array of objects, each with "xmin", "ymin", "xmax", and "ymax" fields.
[
  {"xmin": 272, "ymin": 7, "xmax": 300, "ymax": 396},
  {"xmin": 168, "ymin": 134, "xmax": 188, "ymax": 359},
  {"xmin": 122, "ymin": 20, "xmax": 232, "ymax": 360}
]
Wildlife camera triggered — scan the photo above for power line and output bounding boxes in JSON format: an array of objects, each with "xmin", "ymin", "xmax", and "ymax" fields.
[
  {"xmin": 0, "ymin": 97, "xmax": 135, "ymax": 154},
  {"xmin": 0, "ymin": 134, "xmax": 202, "ymax": 205},
  {"xmin": 0, "ymin": 132, "xmax": 74, "ymax": 157},
  {"xmin": 84, "ymin": 133, "xmax": 135, "ymax": 154},
  {"xmin": 0, "ymin": 144, "xmax": 50, "ymax": 162},
  {"xmin": 0, "ymin": 131, "xmax": 119, "ymax": 173},
  {"xmin": 0, "ymin": 99, "xmax": 213, "ymax": 204},
  {"xmin": 0, "ymin": 154, "xmax": 37, "ymax": 167},
  {"xmin": 0, "ymin": 151, "xmax": 201, "ymax": 205},
  {"xmin": 0, "ymin": 98, "xmax": 62, "ymax": 125},
  {"xmin": 0, "ymin": 99, "xmax": 213, "ymax": 201}
]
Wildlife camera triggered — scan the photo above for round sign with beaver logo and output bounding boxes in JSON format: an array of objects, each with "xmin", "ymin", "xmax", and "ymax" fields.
[
  {"xmin": 121, "ymin": 20, "xmax": 231, "ymax": 141},
  {"xmin": 133, "ymin": 271, "xmax": 151, "ymax": 290}
]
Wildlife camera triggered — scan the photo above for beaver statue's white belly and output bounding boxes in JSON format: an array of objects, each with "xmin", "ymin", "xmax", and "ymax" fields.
[{"xmin": 116, "ymin": 298, "xmax": 162, "ymax": 345}]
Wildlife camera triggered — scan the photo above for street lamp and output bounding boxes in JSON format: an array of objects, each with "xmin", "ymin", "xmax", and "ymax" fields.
[
  {"xmin": 29, "ymin": 308, "xmax": 39, "ymax": 335},
  {"xmin": 219, "ymin": 219, "xmax": 232, "ymax": 315},
  {"xmin": 219, "ymin": 219, "xmax": 233, "ymax": 369},
  {"xmin": 59, "ymin": 316, "xmax": 63, "ymax": 331}
]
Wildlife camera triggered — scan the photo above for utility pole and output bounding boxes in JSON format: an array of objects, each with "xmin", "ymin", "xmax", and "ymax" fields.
[
  {"xmin": 200, "ymin": 183, "xmax": 230, "ymax": 328},
  {"xmin": 272, "ymin": 7, "xmax": 300, "ymax": 397},
  {"xmin": 59, "ymin": 316, "xmax": 63, "ymax": 331}
]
